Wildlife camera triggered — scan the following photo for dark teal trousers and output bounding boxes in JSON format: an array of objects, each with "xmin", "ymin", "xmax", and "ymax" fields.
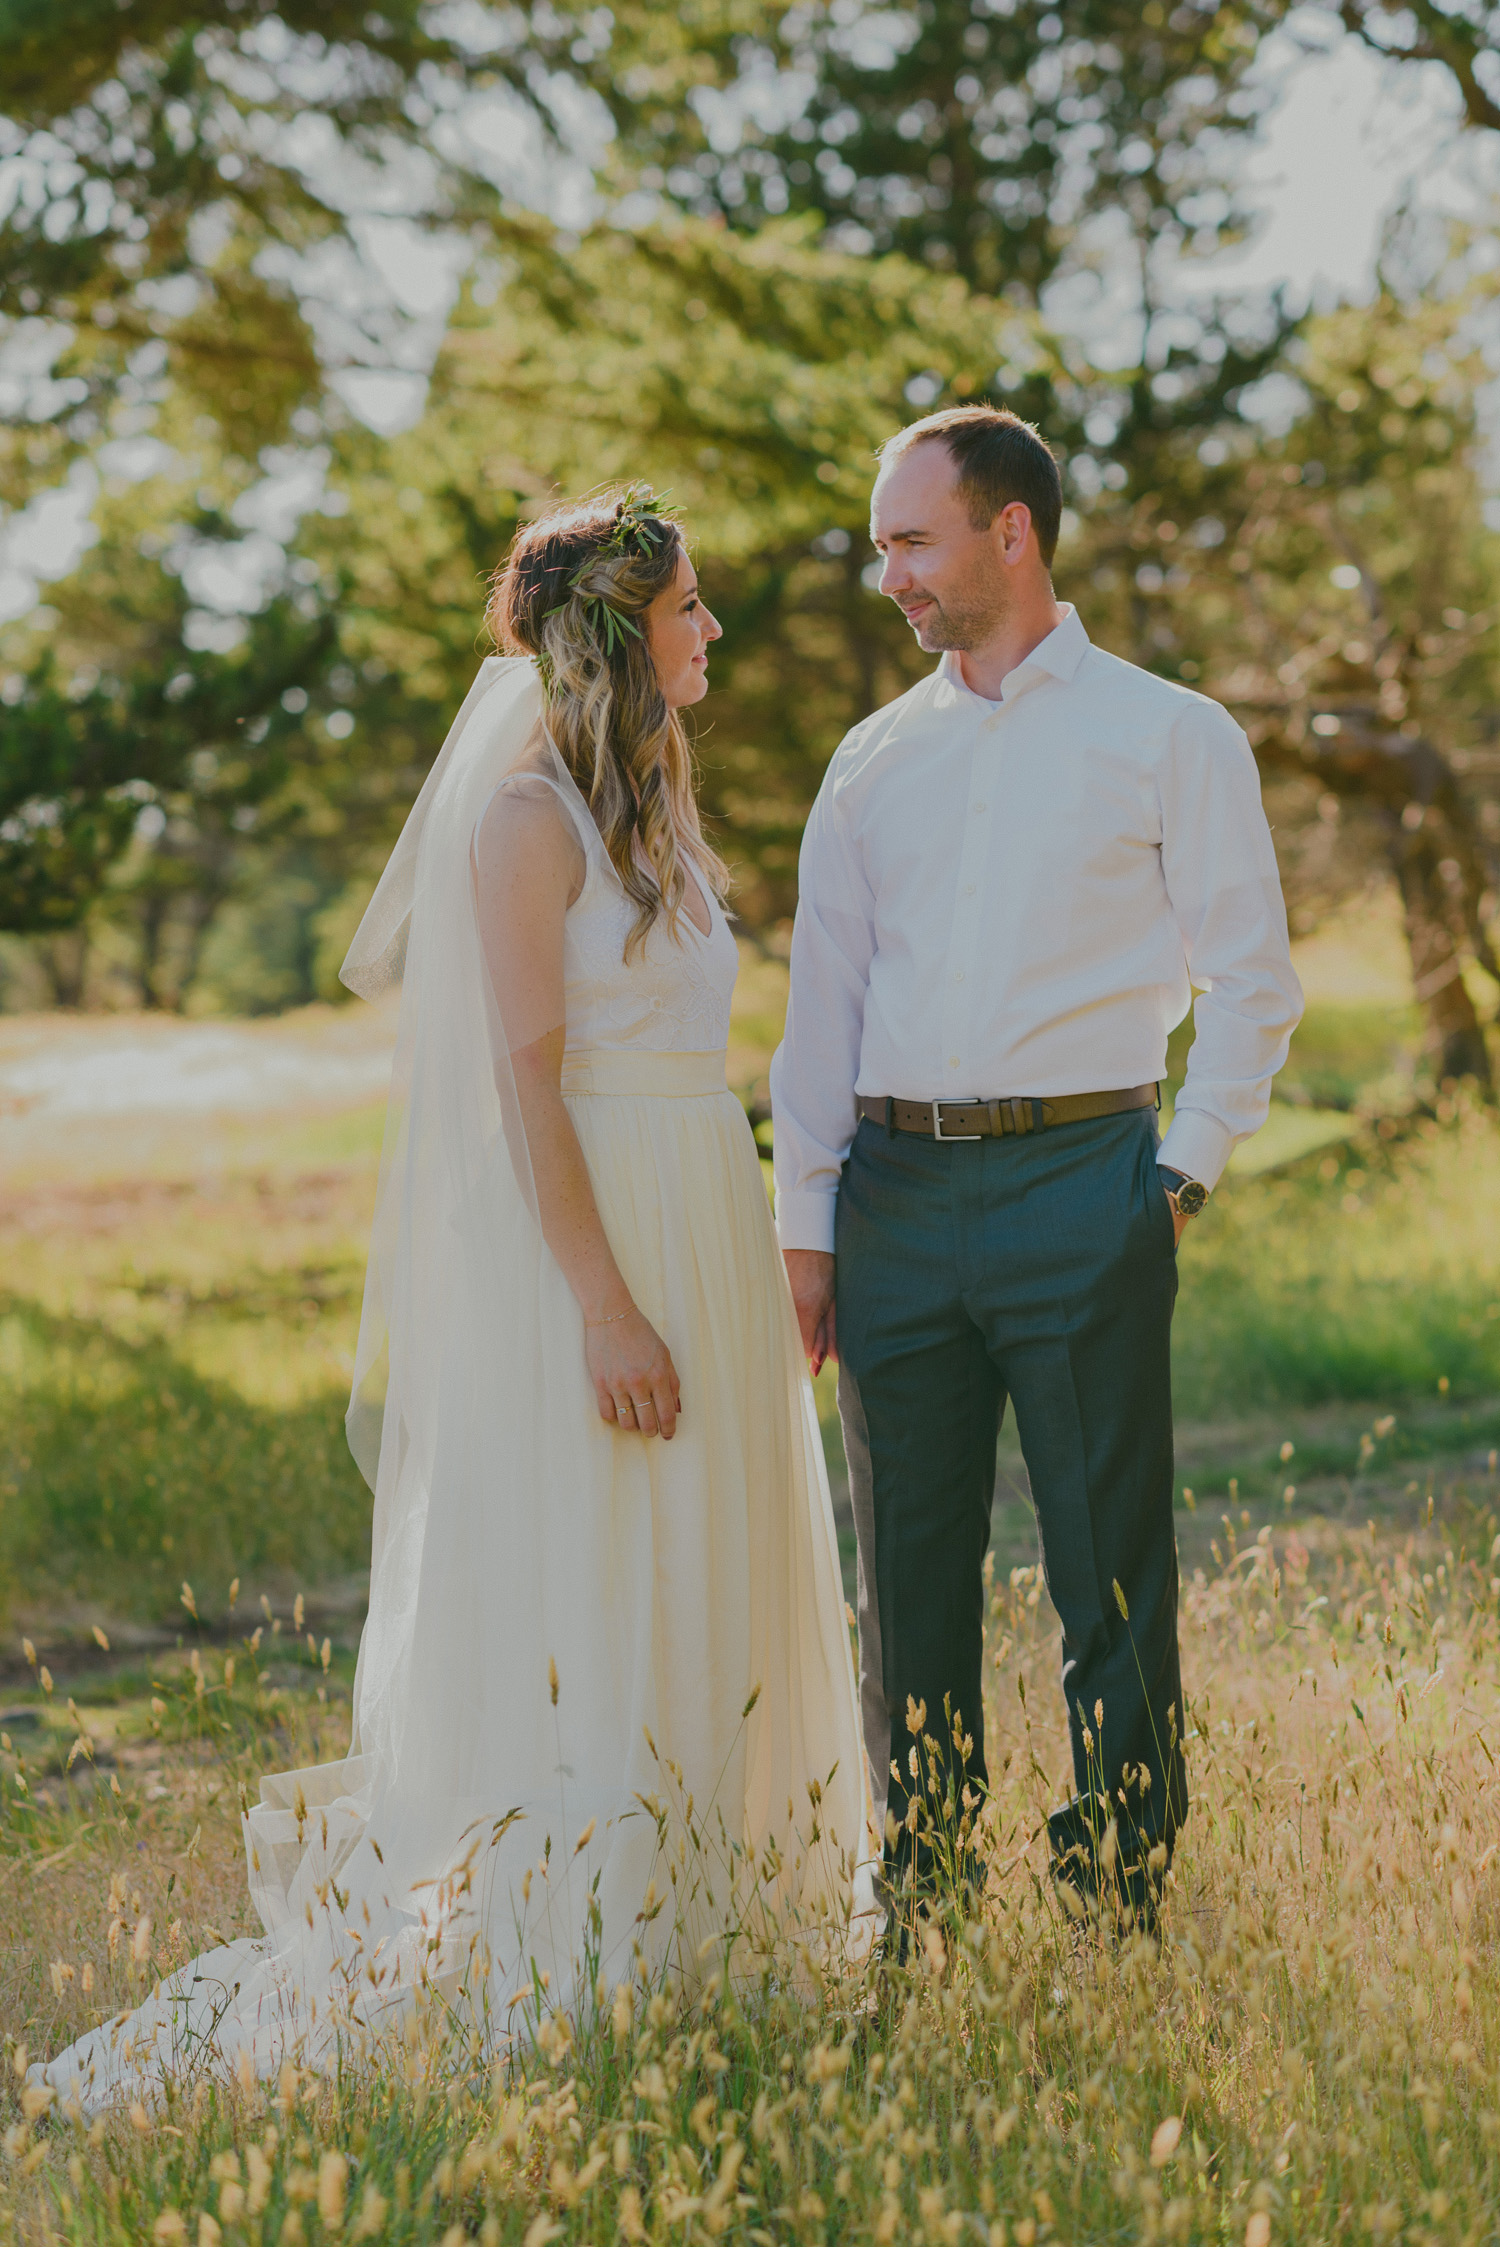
[{"xmin": 834, "ymin": 1106, "xmax": 1188, "ymax": 1905}]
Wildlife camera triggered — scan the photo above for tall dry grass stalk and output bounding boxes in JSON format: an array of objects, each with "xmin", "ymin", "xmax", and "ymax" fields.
[{"xmin": 4, "ymin": 1496, "xmax": 1500, "ymax": 2243}]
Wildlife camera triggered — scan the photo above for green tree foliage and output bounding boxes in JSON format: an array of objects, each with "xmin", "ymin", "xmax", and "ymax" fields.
[
  {"xmin": 0, "ymin": 600, "xmax": 323, "ymax": 934},
  {"xmin": 0, "ymin": 530, "xmax": 345, "ymax": 1001},
  {"xmin": 586, "ymin": 0, "xmax": 1500, "ymax": 1080},
  {"xmin": 584, "ymin": 0, "xmax": 1277, "ymax": 293},
  {"xmin": 323, "ymin": 215, "xmax": 1053, "ymax": 923},
  {"xmin": 2, "ymin": 200, "xmax": 1031, "ymax": 980},
  {"xmin": 4, "ymin": 0, "xmax": 1500, "ymax": 1062},
  {"xmin": 1069, "ymin": 260, "xmax": 1500, "ymax": 1083},
  {"xmin": 1235, "ymin": 284, "xmax": 1500, "ymax": 1087},
  {"xmin": 0, "ymin": 0, "xmax": 513, "ymax": 478},
  {"xmin": 0, "ymin": 0, "xmax": 514, "ymax": 989},
  {"xmin": 0, "ymin": 0, "xmax": 1296, "ymax": 982}
]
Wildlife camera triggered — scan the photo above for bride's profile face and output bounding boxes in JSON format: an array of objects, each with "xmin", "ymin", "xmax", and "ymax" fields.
[{"xmin": 646, "ymin": 545, "xmax": 722, "ymax": 709}]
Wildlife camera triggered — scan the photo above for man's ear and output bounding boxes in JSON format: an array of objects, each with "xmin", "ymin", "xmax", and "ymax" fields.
[{"xmin": 995, "ymin": 500, "xmax": 1034, "ymax": 566}]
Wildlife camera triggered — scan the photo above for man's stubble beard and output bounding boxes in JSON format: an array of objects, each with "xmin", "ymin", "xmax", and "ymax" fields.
[{"xmin": 902, "ymin": 549, "xmax": 1011, "ymax": 654}]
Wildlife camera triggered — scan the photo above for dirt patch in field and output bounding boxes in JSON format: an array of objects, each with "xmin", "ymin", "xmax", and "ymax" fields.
[{"xmin": 0, "ymin": 1171, "xmax": 363, "ymax": 1239}]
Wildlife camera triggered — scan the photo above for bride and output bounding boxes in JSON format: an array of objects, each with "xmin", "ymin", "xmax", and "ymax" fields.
[{"xmin": 34, "ymin": 487, "xmax": 874, "ymax": 2111}]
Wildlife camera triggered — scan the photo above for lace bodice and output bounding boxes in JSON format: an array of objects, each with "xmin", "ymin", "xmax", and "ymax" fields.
[{"xmin": 563, "ymin": 819, "xmax": 738, "ymax": 1059}]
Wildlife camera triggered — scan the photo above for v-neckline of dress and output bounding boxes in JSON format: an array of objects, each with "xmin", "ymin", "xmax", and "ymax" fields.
[{"xmin": 679, "ymin": 861, "xmax": 714, "ymax": 943}]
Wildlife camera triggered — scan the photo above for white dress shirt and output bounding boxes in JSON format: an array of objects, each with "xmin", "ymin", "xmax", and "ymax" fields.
[{"xmin": 770, "ymin": 605, "xmax": 1303, "ymax": 1254}]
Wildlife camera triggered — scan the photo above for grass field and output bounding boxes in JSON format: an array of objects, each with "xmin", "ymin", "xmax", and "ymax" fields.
[
  {"xmin": 5, "ymin": 1467, "xmax": 1500, "ymax": 2244},
  {"xmin": 6, "ymin": 893, "xmax": 1500, "ymax": 2241}
]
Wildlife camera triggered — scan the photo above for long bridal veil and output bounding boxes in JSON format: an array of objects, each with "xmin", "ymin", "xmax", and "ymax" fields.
[{"xmin": 36, "ymin": 658, "xmax": 868, "ymax": 2115}]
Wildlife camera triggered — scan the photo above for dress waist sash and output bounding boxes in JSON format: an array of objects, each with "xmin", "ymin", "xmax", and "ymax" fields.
[{"xmin": 560, "ymin": 1048, "xmax": 728, "ymax": 1098}]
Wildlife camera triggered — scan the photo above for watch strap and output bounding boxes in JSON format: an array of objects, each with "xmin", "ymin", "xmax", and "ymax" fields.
[{"xmin": 1159, "ymin": 1165, "xmax": 1209, "ymax": 1216}]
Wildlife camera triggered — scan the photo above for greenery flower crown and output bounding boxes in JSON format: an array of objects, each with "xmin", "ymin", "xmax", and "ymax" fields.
[{"xmin": 535, "ymin": 485, "xmax": 677, "ymax": 695}]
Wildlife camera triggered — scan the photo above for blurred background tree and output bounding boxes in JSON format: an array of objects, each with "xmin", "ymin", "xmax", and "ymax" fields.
[
  {"xmin": 0, "ymin": 0, "xmax": 511, "ymax": 1001},
  {"xmin": 327, "ymin": 216, "xmax": 1057, "ymax": 927},
  {"xmin": 1, "ymin": 0, "xmax": 1498, "ymax": 1085}
]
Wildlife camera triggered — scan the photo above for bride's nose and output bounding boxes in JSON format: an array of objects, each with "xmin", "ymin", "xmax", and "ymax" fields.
[{"xmin": 702, "ymin": 607, "xmax": 724, "ymax": 643}]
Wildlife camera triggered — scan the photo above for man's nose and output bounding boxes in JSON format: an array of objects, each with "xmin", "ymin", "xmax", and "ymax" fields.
[{"xmin": 878, "ymin": 553, "xmax": 907, "ymax": 597}]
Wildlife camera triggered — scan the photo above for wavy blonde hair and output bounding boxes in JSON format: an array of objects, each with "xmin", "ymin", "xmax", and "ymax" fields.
[{"xmin": 487, "ymin": 489, "xmax": 728, "ymax": 959}]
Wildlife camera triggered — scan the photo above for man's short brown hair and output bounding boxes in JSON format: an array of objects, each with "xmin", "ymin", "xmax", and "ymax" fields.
[{"xmin": 880, "ymin": 405, "xmax": 1063, "ymax": 568}]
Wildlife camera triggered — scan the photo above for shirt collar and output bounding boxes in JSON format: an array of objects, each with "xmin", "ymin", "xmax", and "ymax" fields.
[{"xmin": 937, "ymin": 603, "xmax": 1091, "ymax": 706}]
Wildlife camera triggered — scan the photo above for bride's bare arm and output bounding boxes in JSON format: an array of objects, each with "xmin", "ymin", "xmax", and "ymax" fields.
[{"xmin": 473, "ymin": 786, "xmax": 682, "ymax": 1440}]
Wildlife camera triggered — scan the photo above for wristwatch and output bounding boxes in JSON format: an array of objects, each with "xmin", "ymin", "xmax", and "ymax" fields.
[{"xmin": 1158, "ymin": 1165, "xmax": 1209, "ymax": 1219}]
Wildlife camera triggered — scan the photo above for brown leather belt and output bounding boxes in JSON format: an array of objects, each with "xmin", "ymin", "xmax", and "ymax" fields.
[{"xmin": 856, "ymin": 1083, "xmax": 1159, "ymax": 1142}]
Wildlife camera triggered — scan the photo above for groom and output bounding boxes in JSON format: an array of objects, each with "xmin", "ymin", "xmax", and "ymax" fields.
[{"xmin": 771, "ymin": 406, "xmax": 1302, "ymax": 1918}]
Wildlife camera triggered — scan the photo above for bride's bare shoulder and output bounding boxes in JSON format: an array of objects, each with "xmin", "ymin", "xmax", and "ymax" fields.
[{"xmin": 473, "ymin": 757, "xmax": 587, "ymax": 905}]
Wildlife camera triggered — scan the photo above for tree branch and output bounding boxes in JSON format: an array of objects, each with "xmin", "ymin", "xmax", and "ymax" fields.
[{"xmin": 1338, "ymin": 0, "xmax": 1500, "ymax": 134}]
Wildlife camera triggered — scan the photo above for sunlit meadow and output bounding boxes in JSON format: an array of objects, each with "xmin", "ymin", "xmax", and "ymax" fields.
[
  {"xmin": 5, "ymin": 1499, "xmax": 1500, "ymax": 2245},
  {"xmin": 6, "ymin": 917, "xmax": 1500, "ymax": 2242}
]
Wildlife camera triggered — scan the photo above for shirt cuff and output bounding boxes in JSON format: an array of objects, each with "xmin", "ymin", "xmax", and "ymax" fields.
[
  {"xmin": 774, "ymin": 1187, "xmax": 838, "ymax": 1255},
  {"xmin": 1157, "ymin": 1108, "xmax": 1235, "ymax": 1194}
]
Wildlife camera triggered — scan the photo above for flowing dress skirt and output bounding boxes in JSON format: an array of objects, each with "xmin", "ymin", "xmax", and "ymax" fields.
[{"xmin": 35, "ymin": 1050, "xmax": 872, "ymax": 2112}]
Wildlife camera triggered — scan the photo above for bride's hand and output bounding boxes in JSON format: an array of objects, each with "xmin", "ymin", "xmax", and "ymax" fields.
[{"xmin": 586, "ymin": 1307, "xmax": 682, "ymax": 1440}]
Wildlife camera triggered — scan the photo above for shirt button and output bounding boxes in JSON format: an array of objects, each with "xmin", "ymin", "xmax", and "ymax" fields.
[
  {"xmin": 974, "ymin": 801, "xmax": 987, "ymax": 814},
  {"xmin": 963, "ymin": 883, "xmax": 975, "ymax": 897},
  {"xmin": 948, "ymin": 1056, "xmax": 959, "ymax": 1068},
  {"xmin": 954, "ymin": 971, "xmax": 964, "ymax": 983}
]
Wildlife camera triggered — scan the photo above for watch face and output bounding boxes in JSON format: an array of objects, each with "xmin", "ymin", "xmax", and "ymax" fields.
[{"xmin": 1176, "ymin": 1179, "xmax": 1209, "ymax": 1217}]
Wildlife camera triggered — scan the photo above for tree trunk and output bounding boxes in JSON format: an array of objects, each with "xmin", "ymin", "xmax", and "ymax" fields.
[
  {"xmin": 1391, "ymin": 838, "xmax": 1493, "ymax": 1088},
  {"xmin": 136, "ymin": 891, "xmax": 172, "ymax": 1010},
  {"xmin": 40, "ymin": 928, "xmax": 89, "ymax": 1008},
  {"xmin": 1249, "ymin": 716, "xmax": 1497, "ymax": 1096},
  {"xmin": 170, "ymin": 887, "xmax": 222, "ymax": 1013}
]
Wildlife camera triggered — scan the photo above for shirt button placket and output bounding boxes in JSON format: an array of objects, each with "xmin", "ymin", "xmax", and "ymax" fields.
[{"xmin": 942, "ymin": 715, "xmax": 995, "ymax": 1090}]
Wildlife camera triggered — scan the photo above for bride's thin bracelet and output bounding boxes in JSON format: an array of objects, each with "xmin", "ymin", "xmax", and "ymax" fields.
[{"xmin": 586, "ymin": 1306, "xmax": 632, "ymax": 1328}]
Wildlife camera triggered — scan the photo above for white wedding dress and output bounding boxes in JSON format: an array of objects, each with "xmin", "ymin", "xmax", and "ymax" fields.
[{"xmin": 34, "ymin": 661, "xmax": 873, "ymax": 2113}]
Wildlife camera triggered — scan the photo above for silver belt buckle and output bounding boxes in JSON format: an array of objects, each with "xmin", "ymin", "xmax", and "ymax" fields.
[{"xmin": 932, "ymin": 1100, "xmax": 982, "ymax": 1142}]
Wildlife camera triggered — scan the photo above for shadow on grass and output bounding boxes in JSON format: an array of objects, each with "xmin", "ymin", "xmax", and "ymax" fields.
[
  {"xmin": 124, "ymin": 1264, "xmax": 361, "ymax": 1322},
  {"xmin": 0, "ymin": 1291, "xmax": 371, "ymax": 1631}
]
